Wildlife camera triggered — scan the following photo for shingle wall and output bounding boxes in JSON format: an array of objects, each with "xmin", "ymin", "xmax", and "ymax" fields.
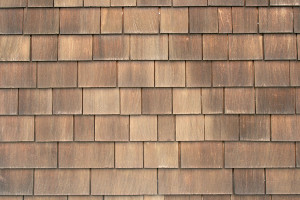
[{"xmin": 0, "ymin": 0, "xmax": 300, "ymax": 199}]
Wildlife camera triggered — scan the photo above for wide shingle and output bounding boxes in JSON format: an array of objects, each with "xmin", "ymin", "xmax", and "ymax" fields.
[
  {"xmin": 225, "ymin": 88, "xmax": 255, "ymax": 114},
  {"xmin": 0, "ymin": 89, "xmax": 18, "ymax": 115},
  {"xmin": 208, "ymin": 0, "xmax": 244, "ymax": 6},
  {"xmin": 155, "ymin": 61, "xmax": 185, "ymax": 87},
  {"xmin": 53, "ymin": 89, "xmax": 82, "ymax": 114},
  {"xmin": 0, "ymin": 170, "xmax": 33, "ymax": 195},
  {"xmin": 240, "ymin": 115, "xmax": 270, "ymax": 141},
  {"xmin": 186, "ymin": 61, "xmax": 211, "ymax": 87},
  {"xmin": 59, "ymin": 35, "xmax": 92, "ymax": 60},
  {"xmin": 28, "ymin": 0, "xmax": 54, "ymax": 7},
  {"xmin": 232, "ymin": 7, "xmax": 258, "ymax": 33},
  {"xmin": 32, "ymin": 36, "xmax": 58, "ymax": 61},
  {"xmin": 130, "ymin": 115, "xmax": 157, "ymax": 141},
  {"xmin": 0, "ymin": 0, "xmax": 26, "ymax": 7},
  {"xmin": 234, "ymin": 169, "xmax": 265, "ymax": 194},
  {"xmin": 0, "ymin": 36, "xmax": 30, "ymax": 61},
  {"xmin": 54, "ymin": 0, "xmax": 83, "ymax": 7},
  {"xmin": 176, "ymin": 115, "xmax": 204, "ymax": 141},
  {"xmin": 115, "ymin": 142, "xmax": 143, "ymax": 168},
  {"xmin": 271, "ymin": 115, "xmax": 300, "ymax": 141},
  {"xmin": 142, "ymin": 88, "xmax": 172, "ymax": 114},
  {"xmin": 173, "ymin": 88, "xmax": 201, "ymax": 114},
  {"xmin": 190, "ymin": 7, "xmax": 218, "ymax": 33},
  {"xmin": 101, "ymin": 8, "xmax": 123, "ymax": 34},
  {"xmin": 169, "ymin": 35, "xmax": 202, "ymax": 60},
  {"xmin": 111, "ymin": 0, "xmax": 136, "ymax": 6},
  {"xmin": 173, "ymin": 0, "xmax": 207, "ymax": 6},
  {"xmin": 203, "ymin": 35, "xmax": 228, "ymax": 60},
  {"xmin": 0, "ymin": 9, "xmax": 23, "ymax": 34},
  {"xmin": 137, "ymin": 0, "xmax": 171, "ymax": 6},
  {"xmin": 160, "ymin": 8, "xmax": 188, "ymax": 33}
]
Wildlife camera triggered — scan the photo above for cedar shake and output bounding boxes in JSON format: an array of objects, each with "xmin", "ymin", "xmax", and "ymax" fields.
[
  {"xmin": 115, "ymin": 142, "xmax": 143, "ymax": 168},
  {"xmin": 130, "ymin": 115, "xmax": 157, "ymax": 141}
]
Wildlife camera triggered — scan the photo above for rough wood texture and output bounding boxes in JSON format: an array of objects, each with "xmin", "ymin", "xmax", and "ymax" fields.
[
  {"xmin": 155, "ymin": 61, "xmax": 185, "ymax": 87},
  {"xmin": 142, "ymin": 88, "xmax": 172, "ymax": 114},
  {"xmin": 202, "ymin": 88, "xmax": 223, "ymax": 114},
  {"xmin": 240, "ymin": 115, "xmax": 270, "ymax": 141},
  {"xmin": 130, "ymin": 115, "xmax": 157, "ymax": 141},
  {"xmin": 234, "ymin": 169, "xmax": 265, "ymax": 194},
  {"xmin": 169, "ymin": 35, "xmax": 202, "ymax": 60},
  {"xmin": 0, "ymin": 36, "xmax": 30, "ymax": 61},
  {"xmin": 137, "ymin": 0, "xmax": 171, "ymax": 6},
  {"xmin": 218, "ymin": 8, "xmax": 232, "ymax": 33},
  {"xmin": 111, "ymin": 0, "xmax": 136, "ymax": 6},
  {"xmin": 190, "ymin": 7, "xmax": 218, "ymax": 33},
  {"xmin": 203, "ymin": 35, "xmax": 228, "ymax": 60},
  {"xmin": 176, "ymin": 115, "xmax": 204, "ymax": 141},
  {"xmin": 160, "ymin": 8, "xmax": 188, "ymax": 33},
  {"xmin": 186, "ymin": 61, "xmax": 211, "ymax": 87},
  {"xmin": 0, "ymin": 170, "xmax": 33, "ymax": 195},
  {"xmin": 232, "ymin": 7, "xmax": 258, "ymax": 33},
  {"xmin": 32, "ymin": 36, "xmax": 57, "ymax": 61},
  {"xmin": 290, "ymin": 62, "xmax": 300, "ymax": 86},
  {"xmin": 0, "ymin": 9, "xmax": 23, "ymax": 34},
  {"xmin": 53, "ymin": 89, "xmax": 82, "ymax": 114},
  {"xmin": 271, "ymin": 115, "xmax": 300, "ymax": 141},
  {"xmin": 158, "ymin": 116, "xmax": 175, "ymax": 141},
  {"xmin": 101, "ymin": 8, "xmax": 122, "ymax": 34},
  {"xmin": 173, "ymin": 0, "xmax": 207, "ymax": 6},
  {"xmin": 173, "ymin": 88, "xmax": 201, "ymax": 114},
  {"xmin": 225, "ymin": 88, "xmax": 255, "ymax": 114},
  {"xmin": 74, "ymin": 116, "xmax": 94, "ymax": 141},
  {"xmin": 0, "ymin": 89, "xmax": 18, "ymax": 115},
  {"xmin": 59, "ymin": 36, "xmax": 92, "ymax": 60},
  {"xmin": 120, "ymin": 88, "xmax": 141, "ymax": 115},
  {"xmin": 267, "ymin": 169, "xmax": 300, "ymax": 194},
  {"xmin": 54, "ymin": 0, "xmax": 83, "ymax": 7},
  {"xmin": 115, "ymin": 142, "xmax": 143, "ymax": 168},
  {"xmin": 28, "ymin": 0, "xmax": 53, "ymax": 7}
]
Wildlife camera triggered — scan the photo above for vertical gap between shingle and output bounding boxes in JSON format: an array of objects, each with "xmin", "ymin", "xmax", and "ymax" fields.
[
  {"xmin": 114, "ymin": 142, "xmax": 116, "ymax": 168},
  {"xmin": 262, "ymin": 33, "xmax": 265, "ymax": 60},
  {"xmin": 77, "ymin": 62, "xmax": 79, "ymax": 88},
  {"xmin": 157, "ymin": 115, "xmax": 159, "ymax": 141},
  {"xmin": 30, "ymin": 35, "xmax": 32, "ymax": 61},
  {"xmin": 238, "ymin": 114, "xmax": 240, "ymax": 141},
  {"xmin": 94, "ymin": 115, "xmax": 96, "ymax": 141},
  {"xmin": 211, "ymin": 62, "xmax": 213, "ymax": 87},
  {"xmin": 157, "ymin": 168, "xmax": 159, "ymax": 194},
  {"xmin": 116, "ymin": 61, "xmax": 119, "ymax": 87},
  {"xmin": 289, "ymin": 61, "xmax": 291, "ymax": 86},
  {"xmin": 73, "ymin": 115, "xmax": 75, "ymax": 141},
  {"xmin": 36, "ymin": 62, "xmax": 39, "ymax": 88},
  {"xmin": 89, "ymin": 168, "xmax": 92, "ymax": 195},
  {"xmin": 158, "ymin": 7, "xmax": 161, "ymax": 33},
  {"xmin": 33, "ymin": 169, "xmax": 35, "ymax": 195},
  {"xmin": 142, "ymin": 141, "xmax": 145, "ymax": 168},
  {"xmin": 154, "ymin": 61, "xmax": 156, "ymax": 87},
  {"xmin": 269, "ymin": 114, "xmax": 272, "ymax": 141},
  {"xmin": 264, "ymin": 168, "xmax": 266, "ymax": 194},
  {"xmin": 200, "ymin": 88, "xmax": 203, "ymax": 114},
  {"xmin": 295, "ymin": 142, "xmax": 297, "ymax": 167},
  {"xmin": 178, "ymin": 141, "xmax": 181, "ymax": 168},
  {"xmin": 57, "ymin": 142, "xmax": 59, "ymax": 168},
  {"xmin": 17, "ymin": 89, "xmax": 19, "ymax": 115},
  {"xmin": 128, "ymin": 115, "xmax": 130, "ymax": 141},
  {"xmin": 223, "ymin": 87, "xmax": 225, "ymax": 113},
  {"xmin": 223, "ymin": 142, "xmax": 225, "ymax": 168}
]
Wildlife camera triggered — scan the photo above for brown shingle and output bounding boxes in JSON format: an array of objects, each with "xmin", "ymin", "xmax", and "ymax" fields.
[
  {"xmin": 32, "ymin": 36, "xmax": 57, "ymax": 61},
  {"xmin": 60, "ymin": 8, "xmax": 100, "ymax": 34},
  {"xmin": 130, "ymin": 115, "xmax": 157, "ymax": 141},
  {"xmin": 255, "ymin": 61, "xmax": 289, "ymax": 86},
  {"xmin": 0, "ymin": 89, "xmax": 18, "ymax": 115},
  {"xmin": 144, "ymin": 142, "xmax": 178, "ymax": 168},
  {"xmin": 142, "ymin": 88, "xmax": 172, "ymax": 114},
  {"xmin": 190, "ymin": 8, "xmax": 218, "ymax": 33},
  {"xmin": 25, "ymin": 197, "xmax": 67, "ymax": 200},
  {"xmin": 298, "ymin": 143, "xmax": 300, "ymax": 167},
  {"xmin": 0, "ymin": 9, "xmax": 23, "ymax": 34},
  {"xmin": 266, "ymin": 169, "xmax": 300, "ymax": 194},
  {"xmin": 118, "ymin": 61, "xmax": 154, "ymax": 87},
  {"xmin": 124, "ymin": 8, "xmax": 158, "ymax": 33},
  {"xmin": 246, "ymin": 0, "xmax": 269, "ymax": 6},
  {"xmin": 218, "ymin": 8, "xmax": 232, "ymax": 33},
  {"xmin": 85, "ymin": 0, "xmax": 110, "ymax": 6},
  {"xmin": 271, "ymin": 115, "xmax": 300, "ymax": 141},
  {"xmin": 186, "ymin": 61, "xmax": 211, "ymax": 87},
  {"xmin": 136, "ymin": 0, "xmax": 171, "ymax": 6},
  {"xmin": 272, "ymin": 196, "xmax": 300, "ymax": 200},
  {"xmin": 208, "ymin": 0, "xmax": 244, "ymax": 6},
  {"xmin": 158, "ymin": 115, "xmax": 175, "ymax": 141},
  {"xmin": 176, "ymin": 115, "xmax": 204, "ymax": 141},
  {"xmin": 24, "ymin": 8, "xmax": 59, "ymax": 34},
  {"xmin": 264, "ymin": 34, "xmax": 297, "ymax": 60},
  {"xmin": 59, "ymin": 142, "xmax": 114, "ymax": 168},
  {"xmin": 297, "ymin": 89, "xmax": 300, "ymax": 114},
  {"xmin": 92, "ymin": 169, "xmax": 157, "ymax": 195},
  {"xmin": 83, "ymin": 88, "xmax": 119, "ymax": 114},
  {"xmin": 115, "ymin": 142, "xmax": 143, "ymax": 168},
  {"xmin": 54, "ymin": 0, "xmax": 83, "ymax": 7},
  {"xmin": 160, "ymin": 8, "xmax": 188, "ymax": 33},
  {"xmin": 35, "ymin": 169, "xmax": 89, "ymax": 195},
  {"xmin": 101, "ymin": 8, "xmax": 122, "ymax": 34},
  {"xmin": 74, "ymin": 116, "xmax": 94, "ymax": 141},
  {"xmin": 212, "ymin": 61, "xmax": 253, "ymax": 87},
  {"xmin": 0, "ymin": 170, "xmax": 33, "ymax": 195},
  {"xmin": 240, "ymin": 115, "xmax": 270, "ymax": 141},
  {"xmin": 93, "ymin": 35, "xmax": 130, "ymax": 60},
  {"xmin": 38, "ymin": 62, "xmax": 77, "ymax": 88},
  {"xmin": 256, "ymin": 88, "xmax": 295, "ymax": 114},
  {"xmin": 259, "ymin": 8, "xmax": 293, "ymax": 33},
  {"xmin": 205, "ymin": 115, "xmax": 239, "ymax": 141},
  {"xmin": 36, "ymin": 116, "xmax": 73, "ymax": 141},
  {"xmin": 202, "ymin": 88, "xmax": 223, "ymax": 114},
  {"xmin": 0, "ymin": 36, "xmax": 30, "ymax": 61},
  {"xmin": 120, "ymin": 88, "xmax": 141, "ymax": 115},
  {"xmin": 203, "ymin": 196, "xmax": 231, "ymax": 200},
  {"xmin": 225, "ymin": 142, "xmax": 295, "ymax": 168},
  {"xmin": 232, "ymin": 7, "xmax": 258, "ymax": 33},
  {"xmin": 270, "ymin": 0, "xmax": 300, "ymax": 5},
  {"xmin": 203, "ymin": 35, "xmax": 228, "ymax": 60},
  {"xmin": 229, "ymin": 35, "xmax": 263, "ymax": 60},
  {"xmin": 111, "ymin": 0, "xmax": 136, "ymax": 6},
  {"xmin": 291, "ymin": 62, "xmax": 300, "ymax": 86},
  {"xmin": 19, "ymin": 89, "xmax": 52, "ymax": 115},
  {"xmin": 173, "ymin": 88, "xmax": 201, "ymax": 114},
  {"xmin": 155, "ymin": 61, "xmax": 185, "ymax": 87},
  {"xmin": 105, "ymin": 197, "xmax": 141, "ymax": 200},
  {"xmin": 181, "ymin": 142, "xmax": 223, "ymax": 168},
  {"xmin": 298, "ymin": 35, "xmax": 300, "ymax": 60},
  {"xmin": 0, "ymin": 0, "xmax": 26, "ymax": 7},
  {"xmin": 0, "ymin": 63, "xmax": 36, "ymax": 88},
  {"xmin": 58, "ymin": 35, "xmax": 92, "ymax": 60},
  {"xmin": 158, "ymin": 169, "xmax": 232, "ymax": 194},
  {"xmin": 95, "ymin": 116, "xmax": 129, "ymax": 141},
  {"xmin": 294, "ymin": 8, "xmax": 300, "ymax": 33},
  {"xmin": 78, "ymin": 61, "xmax": 116, "ymax": 87},
  {"xmin": 225, "ymin": 88, "xmax": 255, "ymax": 114},
  {"xmin": 0, "ymin": 143, "xmax": 57, "ymax": 168},
  {"xmin": 234, "ymin": 169, "xmax": 265, "ymax": 194},
  {"xmin": 169, "ymin": 35, "xmax": 202, "ymax": 60},
  {"xmin": 232, "ymin": 196, "xmax": 271, "ymax": 200},
  {"xmin": 0, "ymin": 116, "xmax": 34, "ymax": 142},
  {"xmin": 28, "ymin": 0, "xmax": 54, "ymax": 7},
  {"xmin": 130, "ymin": 35, "xmax": 168, "ymax": 60},
  {"xmin": 53, "ymin": 89, "xmax": 82, "ymax": 114},
  {"xmin": 173, "ymin": 0, "xmax": 207, "ymax": 6}
]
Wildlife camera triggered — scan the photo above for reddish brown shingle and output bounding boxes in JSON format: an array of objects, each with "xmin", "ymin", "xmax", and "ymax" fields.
[
  {"xmin": 173, "ymin": 88, "xmax": 201, "ymax": 114},
  {"xmin": 176, "ymin": 115, "xmax": 204, "ymax": 141},
  {"xmin": 0, "ymin": 89, "xmax": 18, "ymax": 115},
  {"xmin": 54, "ymin": 0, "xmax": 83, "ymax": 7},
  {"xmin": 74, "ymin": 116, "xmax": 94, "ymax": 141},
  {"xmin": 173, "ymin": 0, "xmax": 207, "ymax": 6},
  {"xmin": 136, "ymin": 0, "xmax": 171, "ymax": 6},
  {"xmin": 28, "ymin": 0, "xmax": 54, "ymax": 7},
  {"xmin": 142, "ymin": 88, "xmax": 172, "ymax": 114},
  {"xmin": 169, "ymin": 35, "xmax": 202, "ymax": 60},
  {"xmin": 158, "ymin": 116, "xmax": 176, "ymax": 141},
  {"xmin": 0, "ymin": 9, "xmax": 23, "ymax": 34},
  {"xmin": 0, "ymin": 0, "xmax": 26, "ymax": 7},
  {"xmin": 160, "ymin": 8, "xmax": 188, "ymax": 33},
  {"xmin": 0, "ymin": 36, "xmax": 30, "ymax": 61},
  {"xmin": 85, "ymin": 0, "xmax": 110, "ymax": 6},
  {"xmin": 225, "ymin": 88, "xmax": 255, "ymax": 114},
  {"xmin": 111, "ymin": 0, "xmax": 136, "ymax": 6},
  {"xmin": 53, "ymin": 89, "xmax": 82, "ymax": 114},
  {"xmin": 246, "ymin": 0, "xmax": 269, "ymax": 6},
  {"xmin": 155, "ymin": 61, "xmax": 185, "ymax": 87},
  {"xmin": 202, "ymin": 88, "xmax": 223, "ymax": 114},
  {"xmin": 130, "ymin": 115, "xmax": 157, "ymax": 141},
  {"xmin": 115, "ymin": 142, "xmax": 143, "ymax": 168},
  {"xmin": 232, "ymin": 7, "xmax": 258, "ymax": 33},
  {"xmin": 0, "ymin": 170, "xmax": 33, "ymax": 195},
  {"xmin": 190, "ymin": 7, "xmax": 218, "ymax": 33},
  {"xmin": 186, "ymin": 61, "xmax": 211, "ymax": 87},
  {"xmin": 203, "ymin": 35, "xmax": 228, "ymax": 60},
  {"xmin": 101, "ymin": 8, "xmax": 123, "ymax": 34},
  {"xmin": 240, "ymin": 115, "xmax": 270, "ymax": 141},
  {"xmin": 218, "ymin": 8, "xmax": 232, "ymax": 33},
  {"xmin": 120, "ymin": 88, "xmax": 142, "ymax": 115},
  {"xmin": 290, "ymin": 62, "xmax": 300, "ymax": 86},
  {"xmin": 59, "ymin": 36, "xmax": 92, "ymax": 60},
  {"xmin": 271, "ymin": 115, "xmax": 300, "ymax": 141},
  {"xmin": 32, "ymin": 36, "xmax": 58, "ymax": 61},
  {"xmin": 234, "ymin": 169, "xmax": 265, "ymax": 194}
]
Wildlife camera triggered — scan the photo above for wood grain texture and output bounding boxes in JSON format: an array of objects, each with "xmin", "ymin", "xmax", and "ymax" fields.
[
  {"xmin": 111, "ymin": 0, "xmax": 136, "ymax": 6},
  {"xmin": 35, "ymin": 116, "xmax": 73, "ymax": 141},
  {"xmin": 176, "ymin": 115, "xmax": 204, "ymax": 141},
  {"xmin": 0, "ymin": 36, "xmax": 30, "ymax": 61},
  {"xmin": 272, "ymin": 195, "xmax": 300, "ymax": 200},
  {"xmin": 28, "ymin": 0, "xmax": 53, "ymax": 7},
  {"xmin": 142, "ymin": 88, "xmax": 172, "ymax": 114},
  {"xmin": 0, "ymin": 143, "xmax": 57, "ymax": 168},
  {"xmin": 130, "ymin": 35, "xmax": 168, "ymax": 60},
  {"xmin": 264, "ymin": 34, "xmax": 297, "ymax": 60},
  {"xmin": 74, "ymin": 116, "xmax": 94, "ymax": 141},
  {"xmin": 0, "ymin": 170, "xmax": 33, "ymax": 195},
  {"xmin": 232, "ymin": 7, "xmax": 258, "ymax": 33},
  {"xmin": 144, "ymin": 142, "xmax": 178, "ymax": 168},
  {"xmin": 118, "ymin": 61, "xmax": 154, "ymax": 87},
  {"xmin": 218, "ymin": 8, "xmax": 232, "ymax": 33},
  {"xmin": 225, "ymin": 142, "xmax": 295, "ymax": 168},
  {"xmin": 155, "ymin": 61, "xmax": 185, "ymax": 87},
  {"xmin": 0, "ymin": 89, "xmax": 18, "ymax": 115},
  {"xmin": 297, "ymin": 89, "xmax": 300, "ymax": 114},
  {"xmin": 25, "ymin": 197, "xmax": 67, "ymax": 200},
  {"xmin": 91, "ymin": 169, "xmax": 157, "ymax": 195},
  {"xmin": 169, "ymin": 35, "xmax": 202, "ymax": 60},
  {"xmin": 59, "ymin": 142, "xmax": 114, "ymax": 168},
  {"xmin": 225, "ymin": 88, "xmax": 255, "ymax": 114},
  {"xmin": 35, "ymin": 169, "xmax": 89, "ymax": 195},
  {"xmin": 240, "ymin": 115, "xmax": 270, "ymax": 141},
  {"xmin": 60, "ymin": 8, "xmax": 100, "ymax": 34},
  {"xmin": 58, "ymin": 35, "xmax": 92, "ymax": 60},
  {"xmin": 130, "ymin": 115, "xmax": 157, "ymax": 141},
  {"xmin": 294, "ymin": 8, "xmax": 300, "ymax": 33},
  {"xmin": 54, "ymin": 0, "xmax": 83, "ymax": 7},
  {"xmin": 53, "ymin": 89, "xmax": 82, "ymax": 114},
  {"xmin": 246, "ymin": 0, "xmax": 268, "ymax": 6},
  {"xmin": 208, "ymin": 0, "xmax": 244, "ymax": 5},
  {"xmin": 136, "ymin": 0, "xmax": 171, "ymax": 6},
  {"xmin": 120, "ymin": 88, "xmax": 141, "ymax": 115},
  {"xmin": 124, "ymin": 8, "xmax": 158, "ymax": 33},
  {"xmin": 93, "ymin": 35, "xmax": 129, "ymax": 60},
  {"xmin": 19, "ymin": 89, "xmax": 52, "ymax": 115},
  {"xmin": 173, "ymin": 88, "xmax": 201, "ymax": 114},
  {"xmin": 69, "ymin": 197, "xmax": 102, "ymax": 200},
  {"xmin": 160, "ymin": 8, "xmax": 188, "ymax": 33},
  {"xmin": 78, "ymin": 61, "xmax": 116, "ymax": 87},
  {"xmin": 0, "ymin": 116, "xmax": 34, "ymax": 142},
  {"xmin": 173, "ymin": 0, "xmax": 207, "ymax": 6},
  {"xmin": 290, "ymin": 61, "xmax": 300, "ymax": 86},
  {"xmin": 186, "ymin": 61, "xmax": 211, "ymax": 87},
  {"xmin": 232, "ymin": 196, "xmax": 271, "ymax": 200},
  {"xmin": 158, "ymin": 169, "xmax": 232, "ymax": 194},
  {"xmin": 158, "ymin": 116, "xmax": 175, "ymax": 141},
  {"xmin": 270, "ymin": 0, "xmax": 300, "ymax": 5},
  {"xmin": 202, "ymin": 88, "xmax": 223, "ymax": 114},
  {"xmin": 24, "ymin": 8, "xmax": 59, "ymax": 34},
  {"xmin": 259, "ymin": 8, "xmax": 293, "ymax": 33},
  {"xmin": 38, "ymin": 62, "xmax": 77, "ymax": 88},
  {"xmin": 0, "ymin": 9, "xmax": 23, "ymax": 34},
  {"xmin": 271, "ymin": 115, "xmax": 300, "ymax": 141},
  {"xmin": 101, "ymin": 8, "xmax": 122, "ymax": 34},
  {"xmin": 95, "ymin": 116, "xmax": 129, "ymax": 141},
  {"xmin": 203, "ymin": 34, "xmax": 228, "ymax": 60},
  {"xmin": 84, "ymin": 0, "xmax": 110, "ymax": 6},
  {"xmin": 190, "ymin": 7, "xmax": 218, "ymax": 33},
  {"xmin": 32, "ymin": 36, "xmax": 57, "ymax": 61},
  {"xmin": 0, "ymin": 0, "xmax": 26, "ymax": 7},
  {"xmin": 205, "ymin": 115, "xmax": 239, "ymax": 141},
  {"xmin": 234, "ymin": 169, "xmax": 265, "ymax": 194},
  {"xmin": 83, "ymin": 88, "xmax": 119, "ymax": 114},
  {"xmin": 115, "ymin": 142, "xmax": 143, "ymax": 168},
  {"xmin": 181, "ymin": 142, "xmax": 223, "ymax": 168}
]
